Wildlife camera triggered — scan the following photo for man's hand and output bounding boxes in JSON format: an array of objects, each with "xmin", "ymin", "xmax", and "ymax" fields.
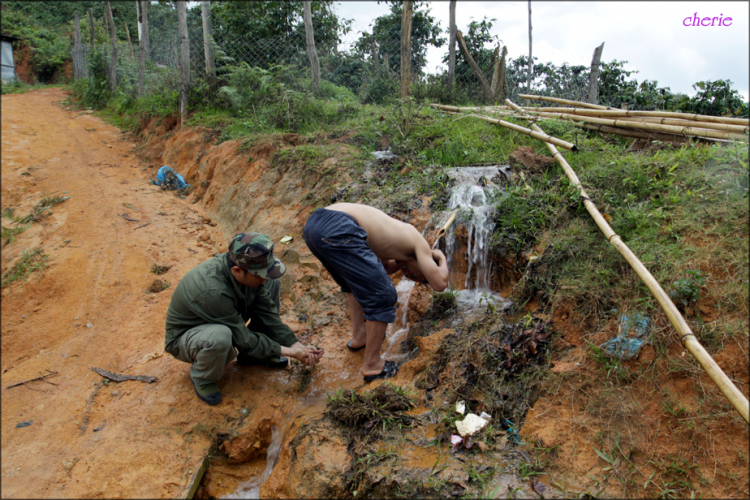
[{"xmin": 281, "ymin": 342, "xmax": 325, "ymax": 366}]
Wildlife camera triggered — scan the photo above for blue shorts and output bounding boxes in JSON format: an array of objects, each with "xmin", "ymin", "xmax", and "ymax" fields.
[{"xmin": 303, "ymin": 209, "xmax": 397, "ymax": 323}]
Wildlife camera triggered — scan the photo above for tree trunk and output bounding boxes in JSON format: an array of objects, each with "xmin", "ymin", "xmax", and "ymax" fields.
[
  {"xmin": 73, "ymin": 12, "xmax": 84, "ymax": 79},
  {"xmin": 176, "ymin": 0, "xmax": 190, "ymax": 127},
  {"xmin": 123, "ymin": 19, "xmax": 135, "ymax": 59},
  {"xmin": 302, "ymin": 1, "xmax": 320, "ymax": 93},
  {"xmin": 448, "ymin": 0, "xmax": 456, "ymax": 87},
  {"xmin": 140, "ymin": 0, "xmax": 149, "ymax": 61},
  {"xmin": 456, "ymin": 30, "xmax": 492, "ymax": 100},
  {"xmin": 136, "ymin": 0, "xmax": 142, "ymax": 41},
  {"xmin": 383, "ymin": 53, "xmax": 390, "ymax": 78},
  {"xmin": 587, "ymin": 42, "xmax": 604, "ymax": 105},
  {"xmin": 527, "ymin": 0, "xmax": 532, "ymax": 91},
  {"xmin": 371, "ymin": 40, "xmax": 379, "ymax": 78},
  {"xmin": 138, "ymin": 0, "xmax": 149, "ymax": 95},
  {"xmin": 400, "ymin": 1, "xmax": 413, "ymax": 98},
  {"xmin": 103, "ymin": 12, "xmax": 110, "ymax": 40},
  {"xmin": 105, "ymin": 1, "xmax": 117, "ymax": 93},
  {"xmin": 89, "ymin": 8, "xmax": 95, "ymax": 47},
  {"xmin": 201, "ymin": 1, "xmax": 216, "ymax": 80}
]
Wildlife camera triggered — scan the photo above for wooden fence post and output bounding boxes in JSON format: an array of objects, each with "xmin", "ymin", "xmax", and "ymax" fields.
[
  {"xmin": 448, "ymin": 0, "xmax": 456, "ymax": 87},
  {"xmin": 176, "ymin": 0, "xmax": 190, "ymax": 127},
  {"xmin": 201, "ymin": 1, "xmax": 216, "ymax": 80},
  {"xmin": 140, "ymin": 0, "xmax": 149, "ymax": 60},
  {"xmin": 303, "ymin": 1, "xmax": 320, "ymax": 93},
  {"xmin": 105, "ymin": 1, "xmax": 117, "ymax": 93},
  {"xmin": 588, "ymin": 42, "xmax": 604, "ymax": 105},
  {"xmin": 400, "ymin": 0, "xmax": 413, "ymax": 98},
  {"xmin": 123, "ymin": 19, "xmax": 135, "ymax": 59}
]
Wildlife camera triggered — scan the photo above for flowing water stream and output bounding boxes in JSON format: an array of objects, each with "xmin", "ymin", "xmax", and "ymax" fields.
[{"xmin": 221, "ymin": 162, "xmax": 515, "ymax": 497}]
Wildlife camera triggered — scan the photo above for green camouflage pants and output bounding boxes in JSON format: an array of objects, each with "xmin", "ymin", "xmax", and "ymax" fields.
[{"xmin": 173, "ymin": 279, "xmax": 281, "ymax": 385}]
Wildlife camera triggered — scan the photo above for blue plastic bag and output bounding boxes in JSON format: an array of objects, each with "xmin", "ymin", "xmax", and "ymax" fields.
[
  {"xmin": 599, "ymin": 313, "xmax": 651, "ymax": 360},
  {"xmin": 152, "ymin": 166, "xmax": 190, "ymax": 190}
]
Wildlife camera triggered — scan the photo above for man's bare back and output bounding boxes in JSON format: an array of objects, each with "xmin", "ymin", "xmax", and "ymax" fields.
[{"xmin": 326, "ymin": 203, "xmax": 449, "ymax": 291}]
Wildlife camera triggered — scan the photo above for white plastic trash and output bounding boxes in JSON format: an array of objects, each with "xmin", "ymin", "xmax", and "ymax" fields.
[
  {"xmin": 480, "ymin": 411, "xmax": 492, "ymax": 421},
  {"xmin": 455, "ymin": 401, "xmax": 466, "ymax": 415},
  {"xmin": 455, "ymin": 413, "xmax": 489, "ymax": 438}
]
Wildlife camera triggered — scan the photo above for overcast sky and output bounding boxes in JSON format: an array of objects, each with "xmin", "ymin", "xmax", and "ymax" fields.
[{"xmin": 333, "ymin": 1, "xmax": 749, "ymax": 101}]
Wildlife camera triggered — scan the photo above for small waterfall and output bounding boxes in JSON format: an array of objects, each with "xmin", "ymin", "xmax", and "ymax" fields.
[
  {"xmin": 383, "ymin": 278, "xmax": 416, "ymax": 361},
  {"xmin": 223, "ymin": 427, "xmax": 284, "ymax": 499},
  {"xmin": 442, "ymin": 166, "xmax": 513, "ymax": 314}
]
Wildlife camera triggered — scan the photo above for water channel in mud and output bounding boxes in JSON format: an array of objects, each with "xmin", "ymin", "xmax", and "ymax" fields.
[{"xmin": 220, "ymin": 163, "xmax": 515, "ymax": 498}]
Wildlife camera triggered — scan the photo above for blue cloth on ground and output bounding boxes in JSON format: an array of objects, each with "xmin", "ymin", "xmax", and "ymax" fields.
[
  {"xmin": 600, "ymin": 312, "xmax": 651, "ymax": 360},
  {"xmin": 303, "ymin": 208, "xmax": 398, "ymax": 324},
  {"xmin": 152, "ymin": 166, "xmax": 190, "ymax": 189}
]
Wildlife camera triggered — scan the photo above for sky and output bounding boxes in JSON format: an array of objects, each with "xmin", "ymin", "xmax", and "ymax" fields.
[{"xmin": 333, "ymin": 1, "xmax": 750, "ymax": 101}]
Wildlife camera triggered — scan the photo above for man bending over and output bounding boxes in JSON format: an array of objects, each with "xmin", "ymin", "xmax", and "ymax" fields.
[
  {"xmin": 165, "ymin": 232, "xmax": 324, "ymax": 405},
  {"xmin": 303, "ymin": 203, "xmax": 448, "ymax": 382}
]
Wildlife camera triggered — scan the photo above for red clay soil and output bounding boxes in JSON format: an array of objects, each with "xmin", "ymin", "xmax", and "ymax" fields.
[{"xmin": 0, "ymin": 88, "xmax": 434, "ymax": 498}]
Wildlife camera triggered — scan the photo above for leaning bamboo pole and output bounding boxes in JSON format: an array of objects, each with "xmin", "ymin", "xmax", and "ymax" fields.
[
  {"xmin": 506, "ymin": 98, "xmax": 750, "ymax": 423},
  {"xmin": 605, "ymin": 115, "xmax": 748, "ymax": 135},
  {"xmin": 518, "ymin": 93, "xmax": 610, "ymax": 110},
  {"xmin": 518, "ymin": 110, "xmax": 748, "ymax": 142},
  {"xmin": 430, "ymin": 104, "xmax": 578, "ymax": 152}
]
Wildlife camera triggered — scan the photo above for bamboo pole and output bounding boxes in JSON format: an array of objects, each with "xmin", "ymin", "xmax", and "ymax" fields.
[
  {"xmin": 506, "ymin": 98, "xmax": 750, "ymax": 423},
  {"xmin": 435, "ymin": 210, "xmax": 458, "ymax": 240},
  {"xmin": 518, "ymin": 109, "xmax": 748, "ymax": 142},
  {"xmin": 431, "ymin": 104, "xmax": 578, "ymax": 151},
  {"xmin": 595, "ymin": 115, "xmax": 748, "ymax": 135},
  {"xmin": 575, "ymin": 123, "xmax": 711, "ymax": 144},
  {"xmin": 519, "ymin": 93, "xmax": 610, "ymax": 109},
  {"xmin": 516, "ymin": 102, "xmax": 750, "ymax": 126}
]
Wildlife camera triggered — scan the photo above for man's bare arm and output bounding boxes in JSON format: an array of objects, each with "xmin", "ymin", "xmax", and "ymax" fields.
[
  {"xmin": 415, "ymin": 245, "xmax": 449, "ymax": 291},
  {"xmin": 380, "ymin": 258, "xmax": 401, "ymax": 275}
]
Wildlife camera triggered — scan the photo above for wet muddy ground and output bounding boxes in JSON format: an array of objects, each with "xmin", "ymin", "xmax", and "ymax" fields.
[{"xmin": 2, "ymin": 88, "xmax": 747, "ymax": 499}]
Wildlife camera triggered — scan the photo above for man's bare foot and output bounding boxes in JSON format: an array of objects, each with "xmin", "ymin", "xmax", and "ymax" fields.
[{"xmin": 360, "ymin": 358, "xmax": 386, "ymax": 378}]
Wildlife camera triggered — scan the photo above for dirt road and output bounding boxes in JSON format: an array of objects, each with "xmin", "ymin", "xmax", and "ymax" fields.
[{"xmin": 0, "ymin": 88, "xmax": 389, "ymax": 498}]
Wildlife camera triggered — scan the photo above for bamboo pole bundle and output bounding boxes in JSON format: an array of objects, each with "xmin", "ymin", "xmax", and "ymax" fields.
[
  {"xmin": 516, "ymin": 99, "xmax": 750, "ymax": 126},
  {"xmin": 431, "ymin": 104, "xmax": 578, "ymax": 151},
  {"xmin": 518, "ymin": 93, "xmax": 610, "ymax": 109},
  {"xmin": 606, "ymin": 116, "xmax": 748, "ymax": 135},
  {"xmin": 506, "ymin": 98, "xmax": 750, "ymax": 423},
  {"xmin": 574, "ymin": 123, "xmax": 725, "ymax": 145},
  {"xmin": 518, "ymin": 110, "xmax": 747, "ymax": 141}
]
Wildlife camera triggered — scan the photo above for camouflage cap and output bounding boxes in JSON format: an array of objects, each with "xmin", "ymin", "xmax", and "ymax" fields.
[{"xmin": 228, "ymin": 232, "xmax": 286, "ymax": 279}]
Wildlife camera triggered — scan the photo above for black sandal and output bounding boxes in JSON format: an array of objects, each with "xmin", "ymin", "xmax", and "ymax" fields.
[{"xmin": 363, "ymin": 360, "xmax": 399, "ymax": 382}]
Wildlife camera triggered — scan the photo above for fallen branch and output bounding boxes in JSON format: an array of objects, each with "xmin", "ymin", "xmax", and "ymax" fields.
[
  {"xmin": 133, "ymin": 222, "xmax": 150, "ymax": 230},
  {"xmin": 6, "ymin": 370, "xmax": 59, "ymax": 389},
  {"xmin": 120, "ymin": 213, "xmax": 139, "ymax": 222},
  {"xmin": 91, "ymin": 367, "xmax": 157, "ymax": 384},
  {"xmin": 519, "ymin": 93, "xmax": 609, "ymax": 109}
]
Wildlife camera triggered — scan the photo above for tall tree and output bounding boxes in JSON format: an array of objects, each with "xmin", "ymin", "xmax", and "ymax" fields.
[
  {"xmin": 105, "ymin": 1, "xmax": 117, "ymax": 93},
  {"xmin": 527, "ymin": 1, "xmax": 532, "ymax": 91},
  {"xmin": 400, "ymin": 1, "xmax": 413, "ymax": 97},
  {"xmin": 448, "ymin": 0, "xmax": 456, "ymax": 87},
  {"xmin": 303, "ymin": 1, "xmax": 320, "ymax": 93},
  {"xmin": 354, "ymin": 2, "xmax": 444, "ymax": 77},
  {"xmin": 201, "ymin": 1, "xmax": 216, "ymax": 79},
  {"xmin": 176, "ymin": 0, "xmax": 190, "ymax": 126}
]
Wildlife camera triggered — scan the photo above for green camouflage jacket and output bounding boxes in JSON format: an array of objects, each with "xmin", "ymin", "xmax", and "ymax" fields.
[{"xmin": 164, "ymin": 252, "xmax": 297, "ymax": 359}]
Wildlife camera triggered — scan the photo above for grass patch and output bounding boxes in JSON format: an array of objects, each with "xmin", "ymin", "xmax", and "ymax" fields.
[
  {"xmin": 2, "ymin": 248, "xmax": 49, "ymax": 287},
  {"xmin": 326, "ymin": 383, "xmax": 414, "ymax": 434},
  {"xmin": 150, "ymin": 264, "xmax": 172, "ymax": 275}
]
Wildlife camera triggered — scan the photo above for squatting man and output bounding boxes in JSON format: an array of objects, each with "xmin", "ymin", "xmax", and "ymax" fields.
[
  {"xmin": 303, "ymin": 203, "xmax": 449, "ymax": 382},
  {"xmin": 165, "ymin": 232, "xmax": 324, "ymax": 406}
]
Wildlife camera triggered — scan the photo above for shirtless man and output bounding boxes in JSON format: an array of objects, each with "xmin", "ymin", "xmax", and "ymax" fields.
[{"xmin": 303, "ymin": 203, "xmax": 449, "ymax": 382}]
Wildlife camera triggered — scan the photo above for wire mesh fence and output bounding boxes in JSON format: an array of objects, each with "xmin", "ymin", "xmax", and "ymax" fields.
[{"xmin": 72, "ymin": 22, "xmax": 597, "ymax": 112}]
